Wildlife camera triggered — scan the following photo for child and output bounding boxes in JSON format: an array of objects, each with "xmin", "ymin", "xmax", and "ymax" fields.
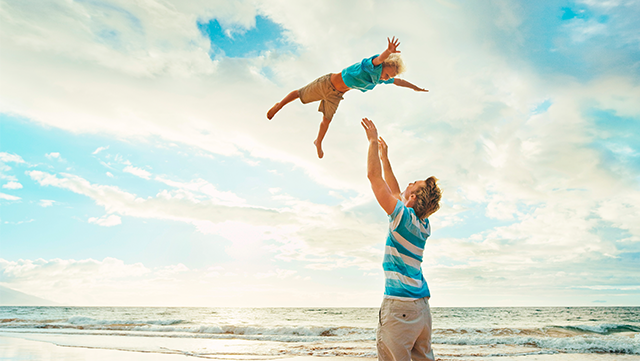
[{"xmin": 267, "ymin": 37, "xmax": 428, "ymax": 158}]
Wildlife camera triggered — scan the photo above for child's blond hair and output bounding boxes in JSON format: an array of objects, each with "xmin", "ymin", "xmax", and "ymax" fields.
[{"xmin": 382, "ymin": 54, "xmax": 406, "ymax": 75}]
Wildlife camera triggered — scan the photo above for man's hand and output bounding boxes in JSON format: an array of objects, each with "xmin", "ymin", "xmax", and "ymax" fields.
[
  {"xmin": 387, "ymin": 36, "xmax": 401, "ymax": 54},
  {"xmin": 361, "ymin": 117, "xmax": 379, "ymax": 143},
  {"xmin": 414, "ymin": 87, "xmax": 429, "ymax": 92},
  {"xmin": 378, "ymin": 137, "xmax": 389, "ymax": 160}
]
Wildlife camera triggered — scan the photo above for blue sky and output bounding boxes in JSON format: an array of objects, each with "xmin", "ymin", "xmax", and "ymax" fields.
[
  {"xmin": 198, "ymin": 15, "xmax": 296, "ymax": 59},
  {"xmin": 1, "ymin": 0, "xmax": 639, "ymax": 307}
]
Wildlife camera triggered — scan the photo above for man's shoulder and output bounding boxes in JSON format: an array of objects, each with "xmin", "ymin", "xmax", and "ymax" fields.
[{"xmin": 392, "ymin": 203, "xmax": 428, "ymax": 230}]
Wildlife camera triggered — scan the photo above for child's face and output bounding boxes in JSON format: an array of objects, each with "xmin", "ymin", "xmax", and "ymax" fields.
[{"xmin": 381, "ymin": 66, "xmax": 397, "ymax": 81}]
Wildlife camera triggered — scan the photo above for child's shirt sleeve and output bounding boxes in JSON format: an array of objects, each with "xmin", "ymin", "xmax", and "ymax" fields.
[
  {"xmin": 342, "ymin": 54, "xmax": 392, "ymax": 92},
  {"xmin": 362, "ymin": 55, "xmax": 395, "ymax": 84},
  {"xmin": 360, "ymin": 54, "xmax": 378, "ymax": 74}
]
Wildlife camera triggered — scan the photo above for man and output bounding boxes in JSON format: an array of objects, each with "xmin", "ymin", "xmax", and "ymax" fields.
[{"xmin": 361, "ymin": 117, "xmax": 442, "ymax": 361}]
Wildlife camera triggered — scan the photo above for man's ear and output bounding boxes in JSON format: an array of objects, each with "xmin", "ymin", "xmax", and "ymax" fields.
[{"xmin": 405, "ymin": 193, "xmax": 417, "ymax": 207}]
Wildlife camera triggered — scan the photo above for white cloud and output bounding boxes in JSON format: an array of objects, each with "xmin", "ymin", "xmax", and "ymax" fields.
[
  {"xmin": 156, "ymin": 264, "xmax": 190, "ymax": 278},
  {"xmin": 92, "ymin": 146, "xmax": 109, "ymax": 155},
  {"xmin": 0, "ymin": 193, "xmax": 21, "ymax": 201},
  {"xmin": 106, "ymin": 172, "xmax": 114, "ymax": 178},
  {"xmin": 155, "ymin": 176, "xmax": 246, "ymax": 205},
  {"xmin": 39, "ymin": 199, "xmax": 55, "ymax": 207},
  {"xmin": 3, "ymin": 219, "xmax": 34, "ymax": 225},
  {"xmin": 25, "ymin": 169, "xmax": 388, "ymax": 270},
  {"xmin": 0, "ymin": 257, "xmax": 380, "ymax": 307},
  {"xmin": 255, "ymin": 268, "xmax": 297, "ymax": 279},
  {"xmin": 0, "ymin": 257, "xmax": 153, "ymax": 305},
  {"xmin": 123, "ymin": 165, "xmax": 152, "ymax": 179},
  {"xmin": 26, "ymin": 170, "xmax": 293, "ymax": 226},
  {"xmin": 2, "ymin": 181, "xmax": 22, "ymax": 190},
  {"xmin": 88, "ymin": 214, "xmax": 122, "ymax": 227},
  {"xmin": 0, "ymin": 153, "xmax": 25, "ymax": 165},
  {"xmin": 45, "ymin": 152, "xmax": 61, "ymax": 160}
]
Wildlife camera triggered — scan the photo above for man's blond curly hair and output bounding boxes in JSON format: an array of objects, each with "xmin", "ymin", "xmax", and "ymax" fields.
[
  {"xmin": 382, "ymin": 54, "xmax": 406, "ymax": 75},
  {"xmin": 411, "ymin": 176, "xmax": 441, "ymax": 219}
]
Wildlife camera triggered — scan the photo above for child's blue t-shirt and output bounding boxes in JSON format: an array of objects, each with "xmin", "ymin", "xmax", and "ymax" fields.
[{"xmin": 341, "ymin": 54, "xmax": 395, "ymax": 92}]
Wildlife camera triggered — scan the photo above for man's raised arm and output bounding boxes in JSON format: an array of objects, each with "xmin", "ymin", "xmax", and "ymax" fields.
[
  {"xmin": 362, "ymin": 118, "xmax": 399, "ymax": 215},
  {"xmin": 378, "ymin": 137, "xmax": 401, "ymax": 200}
]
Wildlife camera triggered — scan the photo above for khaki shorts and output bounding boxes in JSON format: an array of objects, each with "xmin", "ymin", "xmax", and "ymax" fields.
[
  {"xmin": 377, "ymin": 297, "xmax": 434, "ymax": 361},
  {"xmin": 298, "ymin": 74, "xmax": 345, "ymax": 120}
]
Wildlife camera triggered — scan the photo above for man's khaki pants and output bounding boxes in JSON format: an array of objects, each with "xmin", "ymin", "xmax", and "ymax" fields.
[{"xmin": 377, "ymin": 297, "xmax": 434, "ymax": 361}]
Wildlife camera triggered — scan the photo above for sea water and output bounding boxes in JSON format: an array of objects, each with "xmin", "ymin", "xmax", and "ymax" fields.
[{"xmin": 0, "ymin": 306, "xmax": 638, "ymax": 358}]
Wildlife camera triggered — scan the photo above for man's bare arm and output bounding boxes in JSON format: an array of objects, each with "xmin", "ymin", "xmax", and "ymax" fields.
[
  {"xmin": 373, "ymin": 37, "xmax": 401, "ymax": 66},
  {"xmin": 362, "ymin": 118, "xmax": 398, "ymax": 215},
  {"xmin": 393, "ymin": 78, "xmax": 428, "ymax": 92},
  {"xmin": 379, "ymin": 137, "xmax": 401, "ymax": 200}
]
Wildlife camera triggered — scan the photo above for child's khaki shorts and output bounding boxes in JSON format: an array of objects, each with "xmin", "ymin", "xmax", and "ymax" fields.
[
  {"xmin": 377, "ymin": 297, "xmax": 434, "ymax": 361},
  {"xmin": 298, "ymin": 74, "xmax": 345, "ymax": 121}
]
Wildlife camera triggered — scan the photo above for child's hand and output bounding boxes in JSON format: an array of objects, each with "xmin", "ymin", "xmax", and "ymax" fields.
[
  {"xmin": 361, "ymin": 118, "xmax": 379, "ymax": 142},
  {"xmin": 387, "ymin": 36, "xmax": 401, "ymax": 54}
]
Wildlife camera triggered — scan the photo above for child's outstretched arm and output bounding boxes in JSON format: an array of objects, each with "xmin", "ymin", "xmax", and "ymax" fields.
[
  {"xmin": 392, "ymin": 78, "xmax": 429, "ymax": 92},
  {"xmin": 372, "ymin": 37, "xmax": 400, "ymax": 66}
]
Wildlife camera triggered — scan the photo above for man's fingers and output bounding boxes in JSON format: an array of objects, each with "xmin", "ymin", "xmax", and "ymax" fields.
[{"xmin": 361, "ymin": 118, "xmax": 373, "ymax": 131}]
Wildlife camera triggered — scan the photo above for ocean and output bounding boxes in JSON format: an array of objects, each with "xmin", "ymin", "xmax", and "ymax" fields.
[{"xmin": 0, "ymin": 306, "xmax": 638, "ymax": 359}]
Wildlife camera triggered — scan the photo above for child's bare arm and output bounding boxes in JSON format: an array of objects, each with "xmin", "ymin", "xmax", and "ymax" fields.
[
  {"xmin": 373, "ymin": 37, "xmax": 401, "ymax": 66},
  {"xmin": 393, "ymin": 78, "xmax": 429, "ymax": 92}
]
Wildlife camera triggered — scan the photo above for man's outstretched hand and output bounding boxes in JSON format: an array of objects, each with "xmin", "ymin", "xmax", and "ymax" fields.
[
  {"xmin": 361, "ymin": 118, "xmax": 379, "ymax": 143},
  {"xmin": 378, "ymin": 137, "xmax": 389, "ymax": 160}
]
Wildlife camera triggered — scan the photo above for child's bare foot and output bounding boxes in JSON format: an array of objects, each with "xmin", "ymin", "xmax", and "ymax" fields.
[
  {"xmin": 314, "ymin": 140, "xmax": 324, "ymax": 159},
  {"xmin": 267, "ymin": 103, "xmax": 281, "ymax": 120}
]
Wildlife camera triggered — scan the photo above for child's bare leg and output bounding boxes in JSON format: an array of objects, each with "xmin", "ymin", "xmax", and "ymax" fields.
[
  {"xmin": 313, "ymin": 116, "xmax": 331, "ymax": 159},
  {"xmin": 267, "ymin": 90, "xmax": 299, "ymax": 120}
]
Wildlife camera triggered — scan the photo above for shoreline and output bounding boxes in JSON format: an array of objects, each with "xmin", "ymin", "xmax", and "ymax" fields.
[{"xmin": 1, "ymin": 334, "xmax": 639, "ymax": 361}]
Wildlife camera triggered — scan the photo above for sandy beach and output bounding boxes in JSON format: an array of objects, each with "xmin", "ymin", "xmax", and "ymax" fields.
[{"xmin": 2, "ymin": 335, "xmax": 639, "ymax": 361}]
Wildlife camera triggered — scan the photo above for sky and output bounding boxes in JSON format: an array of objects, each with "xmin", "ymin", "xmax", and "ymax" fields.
[{"xmin": 0, "ymin": 0, "xmax": 639, "ymax": 307}]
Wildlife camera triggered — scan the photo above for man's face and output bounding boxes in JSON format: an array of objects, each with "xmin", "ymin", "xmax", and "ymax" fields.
[
  {"xmin": 381, "ymin": 66, "xmax": 397, "ymax": 81},
  {"xmin": 402, "ymin": 180, "xmax": 426, "ymax": 202}
]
